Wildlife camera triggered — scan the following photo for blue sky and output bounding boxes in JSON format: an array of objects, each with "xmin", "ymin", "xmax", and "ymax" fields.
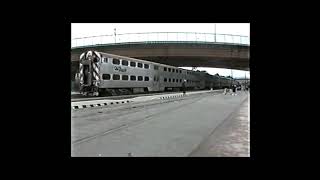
[{"xmin": 71, "ymin": 23, "xmax": 250, "ymax": 78}]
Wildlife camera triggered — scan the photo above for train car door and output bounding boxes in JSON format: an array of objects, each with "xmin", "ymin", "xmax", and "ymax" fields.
[
  {"xmin": 152, "ymin": 65, "xmax": 161, "ymax": 91},
  {"xmin": 152, "ymin": 74, "xmax": 160, "ymax": 91},
  {"xmin": 82, "ymin": 64, "xmax": 92, "ymax": 85}
]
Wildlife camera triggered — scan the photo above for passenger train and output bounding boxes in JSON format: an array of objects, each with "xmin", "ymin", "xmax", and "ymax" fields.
[{"xmin": 74, "ymin": 51, "xmax": 239, "ymax": 96}]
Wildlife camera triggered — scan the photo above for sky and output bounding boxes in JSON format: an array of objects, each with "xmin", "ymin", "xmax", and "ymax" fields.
[{"xmin": 71, "ymin": 23, "xmax": 250, "ymax": 78}]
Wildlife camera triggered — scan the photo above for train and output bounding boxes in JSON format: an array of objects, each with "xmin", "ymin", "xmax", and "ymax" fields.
[{"xmin": 74, "ymin": 50, "xmax": 240, "ymax": 96}]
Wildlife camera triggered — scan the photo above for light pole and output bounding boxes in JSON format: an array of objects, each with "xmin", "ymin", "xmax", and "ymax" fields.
[
  {"xmin": 214, "ymin": 23, "xmax": 216, "ymax": 42},
  {"xmin": 114, "ymin": 28, "xmax": 117, "ymax": 44},
  {"xmin": 230, "ymin": 69, "xmax": 233, "ymax": 88},
  {"xmin": 244, "ymin": 71, "xmax": 247, "ymax": 91}
]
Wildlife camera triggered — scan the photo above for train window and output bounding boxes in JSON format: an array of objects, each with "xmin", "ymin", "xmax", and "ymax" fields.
[
  {"xmin": 144, "ymin": 64, "xmax": 149, "ymax": 69},
  {"xmin": 113, "ymin": 74, "xmax": 120, "ymax": 80},
  {"xmin": 168, "ymin": 68, "xmax": 171, "ymax": 72},
  {"xmin": 154, "ymin": 65, "xmax": 159, "ymax": 70},
  {"xmin": 138, "ymin": 76, "xmax": 143, "ymax": 81},
  {"xmin": 122, "ymin": 60, "xmax": 128, "ymax": 66},
  {"xmin": 122, "ymin": 75, "xmax": 128, "ymax": 80},
  {"xmin": 164, "ymin": 67, "xmax": 167, "ymax": 71},
  {"xmin": 130, "ymin": 75, "xmax": 136, "ymax": 81},
  {"xmin": 164, "ymin": 78, "xmax": 167, "ymax": 82},
  {"xmin": 169, "ymin": 78, "xmax": 171, "ymax": 82},
  {"xmin": 113, "ymin": 59, "xmax": 120, "ymax": 65},
  {"xmin": 137, "ymin": 63, "xmax": 143, "ymax": 68},
  {"xmin": 130, "ymin": 61, "xmax": 136, "ymax": 67},
  {"xmin": 145, "ymin": 76, "xmax": 149, "ymax": 81},
  {"xmin": 103, "ymin": 57, "xmax": 108, "ymax": 63},
  {"xmin": 102, "ymin": 74, "xmax": 110, "ymax": 80}
]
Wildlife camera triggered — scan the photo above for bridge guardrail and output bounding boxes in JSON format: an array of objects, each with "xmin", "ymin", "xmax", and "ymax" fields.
[{"xmin": 71, "ymin": 32, "xmax": 250, "ymax": 48}]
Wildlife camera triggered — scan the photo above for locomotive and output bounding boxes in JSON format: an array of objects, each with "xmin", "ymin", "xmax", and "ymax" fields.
[{"xmin": 75, "ymin": 50, "xmax": 237, "ymax": 96}]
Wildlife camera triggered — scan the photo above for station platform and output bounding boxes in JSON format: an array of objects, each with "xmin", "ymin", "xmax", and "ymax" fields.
[
  {"xmin": 189, "ymin": 93, "xmax": 250, "ymax": 157},
  {"xmin": 72, "ymin": 90, "xmax": 249, "ymax": 157},
  {"xmin": 71, "ymin": 89, "xmax": 223, "ymax": 110}
]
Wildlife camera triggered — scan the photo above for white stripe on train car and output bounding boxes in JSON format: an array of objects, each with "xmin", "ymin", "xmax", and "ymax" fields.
[
  {"xmin": 94, "ymin": 75, "xmax": 99, "ymax": 81},
  {"xmin": 92, "ymin": 64, "xmax": 99, "ymax": 74},
  {"xmin": 92, "ymin": 63, "xmax": 100, "ymax": 80},
  {"xmin": 80, "ymin": 53, "xmax": 85, "ymax": 60},
  {"xmin": 79, "ymin": 63, "xmax": 84, "ymax": 83},
  {"xmin": 93, "ymin": 51, "xmax": 101, "ymax": 60}
]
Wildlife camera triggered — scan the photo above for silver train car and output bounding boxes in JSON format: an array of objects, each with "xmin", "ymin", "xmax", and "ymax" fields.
[{"xmin": 75, "ymin": 50, "xmax": 233, "ymax": 96}]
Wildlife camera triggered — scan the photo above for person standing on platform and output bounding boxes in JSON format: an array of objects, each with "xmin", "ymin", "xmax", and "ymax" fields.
[
  {"xmin": 232, "ymin": 85, "xmax": 236, "ymax": 96},
  {"xmin": 182, "ymin": 79, "xmax": 186, "ymax": 95}
]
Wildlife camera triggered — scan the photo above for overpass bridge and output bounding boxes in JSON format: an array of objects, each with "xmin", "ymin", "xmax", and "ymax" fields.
[{"xmin": 71, "ymin": 32, "xmax": 250, "ymax": 80}]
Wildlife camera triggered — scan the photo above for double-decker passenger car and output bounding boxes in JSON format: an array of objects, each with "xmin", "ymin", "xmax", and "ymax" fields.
[{"xmin": 76, "ymin": 51, "xmax": 235, "ymax": 96}]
